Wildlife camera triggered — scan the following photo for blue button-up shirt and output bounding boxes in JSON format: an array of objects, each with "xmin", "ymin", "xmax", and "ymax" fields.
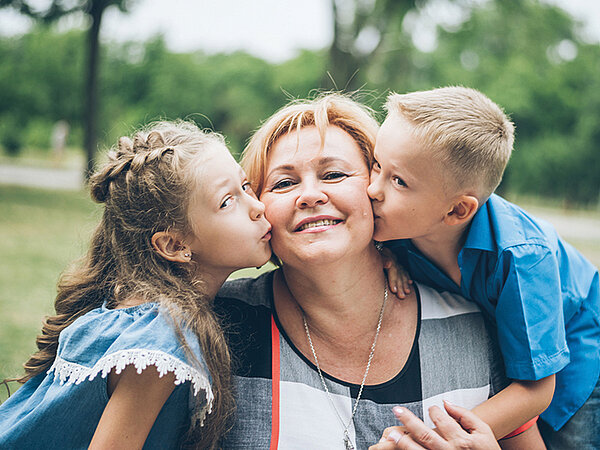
[{"xmin": 388, "ymin": 194, "xmax": 599, "ymax": 430}]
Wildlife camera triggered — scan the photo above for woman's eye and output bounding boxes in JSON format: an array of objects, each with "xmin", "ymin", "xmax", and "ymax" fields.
[
  {"xmin": 242, "ymin": 182, "xmax": 252, "ymax": 192},
  {"xmin": 393, "ymin": 176, "xmax": 407, "ymax": 187},
  {"xmin": 323, "ymin": 171, "xmax": 347, "ymax": 181},
  {"xmin": 272, "ymin": 179, "xmax": 294, "ymax": 190},
  {"xmin": 373, "ymin": 160, "xmax": 381, "ymax": 170},
  {"xmin": 220, "ymin": 197, "xmax": 233, "ymax": 208}
]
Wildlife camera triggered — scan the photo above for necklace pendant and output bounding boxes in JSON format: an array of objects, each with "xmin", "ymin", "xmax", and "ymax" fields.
[{"xmin": 344, "ymin": 432, "xmax": 355, "ymax": 450}]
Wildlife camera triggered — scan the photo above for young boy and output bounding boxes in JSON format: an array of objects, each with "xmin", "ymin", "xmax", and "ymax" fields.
[{"xmin": 367, "ymin": 87, "xmax": 599, "ymax": 448}]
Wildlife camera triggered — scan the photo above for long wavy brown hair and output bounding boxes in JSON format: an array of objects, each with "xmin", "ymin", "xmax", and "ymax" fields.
[{"xmin": 13, "ymin": 121, "xmax": 233, "ymax": 449}]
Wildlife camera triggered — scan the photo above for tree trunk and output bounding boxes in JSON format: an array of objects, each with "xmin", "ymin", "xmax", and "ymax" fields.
[{"xmin": 83, "ymin": 1, "xmax": 105, "ymax": 180}]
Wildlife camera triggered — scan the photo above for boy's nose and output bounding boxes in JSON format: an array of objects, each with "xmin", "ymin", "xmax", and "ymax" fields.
[{"xmin": 367, "ymin": 175, "xmax": 383, "ymax": 201}]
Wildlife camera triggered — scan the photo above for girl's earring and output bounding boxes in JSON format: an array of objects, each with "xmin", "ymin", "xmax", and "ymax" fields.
[{"xmin": 184, "ymin": 252, "xmax": 191, "ymax": 258}]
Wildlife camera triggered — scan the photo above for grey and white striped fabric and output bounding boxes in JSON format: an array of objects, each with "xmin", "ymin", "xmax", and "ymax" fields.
[{"xmin": 215, "ymin": 270, "xmax": 507, "ymax": 449}]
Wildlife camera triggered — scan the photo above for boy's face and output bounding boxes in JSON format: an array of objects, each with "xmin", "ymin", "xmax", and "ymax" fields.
[{"xmin": 367, "ymin": 115, "xmax": 455, "ymax": 242}]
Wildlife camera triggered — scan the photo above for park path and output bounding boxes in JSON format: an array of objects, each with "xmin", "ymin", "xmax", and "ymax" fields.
[
  {"xmin": 0, "ymin": 163, "xmax": 598, "ymax": 265},
  {"xmin": 0, "ymin": 163, "xmax": 83, "ymax": 191}
]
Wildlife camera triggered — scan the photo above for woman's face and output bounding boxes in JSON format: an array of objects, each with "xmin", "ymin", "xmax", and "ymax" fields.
[{"xmin": 260, "ymin": 125, "xmax": 374, "ymax": 267}]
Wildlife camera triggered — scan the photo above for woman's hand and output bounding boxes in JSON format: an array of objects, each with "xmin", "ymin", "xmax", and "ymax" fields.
[
  {"xmin": 369, "ymin": 402, "xmax": 500, "ymax": 450},
  {"xmin": 377, "ymin": 243, "xmax": 412, "ymax": 299}
]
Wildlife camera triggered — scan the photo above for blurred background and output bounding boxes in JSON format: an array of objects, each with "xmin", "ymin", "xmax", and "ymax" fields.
[{"xmin": 1, "ymin": 0, "xmax": 599, "ymax": 395}]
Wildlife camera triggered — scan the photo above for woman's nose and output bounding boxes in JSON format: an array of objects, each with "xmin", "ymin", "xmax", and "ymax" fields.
[{"xmin": 296, "ymin": 180, "xmax": 328, "ymax": 208}]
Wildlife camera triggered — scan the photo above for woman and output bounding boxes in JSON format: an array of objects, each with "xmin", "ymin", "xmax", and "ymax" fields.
[{"xmin": 213, "ymin": 94, "xmax": 506, "ymax": 449}]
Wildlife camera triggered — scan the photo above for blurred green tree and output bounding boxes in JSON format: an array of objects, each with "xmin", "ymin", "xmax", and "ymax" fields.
[
  {"xmin": 0, "ymin": 0, "xmax": 134, "ymax": 178},
  {"xmin": 325, "ymin": 0, "xmax": 419, "ymax": 90}
]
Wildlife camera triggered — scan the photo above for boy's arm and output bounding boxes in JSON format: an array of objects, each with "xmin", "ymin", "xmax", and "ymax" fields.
[
  {"xmin": 471, "ymin": 375, "xmax": 555, "ymax": 439},
  {"xmin": 499, "ymin": 423, "xmax": 546, "ymax": 450}
]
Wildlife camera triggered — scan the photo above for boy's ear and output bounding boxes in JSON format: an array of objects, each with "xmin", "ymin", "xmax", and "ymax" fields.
[
  {"xmin": 444, "ymin": 195, "xmax": 479, "ymax": 226},
  {"xmin": 151, "ymin": 231, "xmax": 192, "ymax": 263}
]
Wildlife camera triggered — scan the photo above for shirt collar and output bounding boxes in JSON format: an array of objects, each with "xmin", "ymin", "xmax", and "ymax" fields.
[{"xmin": 462, "ymin": 196, "xmax": 496, "ymax": 252}]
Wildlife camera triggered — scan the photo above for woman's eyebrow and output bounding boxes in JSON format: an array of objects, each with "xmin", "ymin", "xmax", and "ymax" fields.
[
  {"xmin": 266, "ymin": 164, "xmax": 295, "ymax": 175},
  {"xmin": 317, "ymin": 156, "xmax": 348, "ymax": 166}
]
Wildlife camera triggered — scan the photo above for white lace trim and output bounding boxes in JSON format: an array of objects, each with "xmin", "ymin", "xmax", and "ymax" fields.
[{"xmin": 47, "ymin": 349, "xmax": 214, "ymax": 425}]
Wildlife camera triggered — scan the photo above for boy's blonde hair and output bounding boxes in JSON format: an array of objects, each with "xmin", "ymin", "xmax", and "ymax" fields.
[
  {"xmin": 385, "ymin": 86, "xmax": 514, "ymax": 200},
  {"xmin": 241, "ymin": 93, "xmax": 379, "ymax": 195}
]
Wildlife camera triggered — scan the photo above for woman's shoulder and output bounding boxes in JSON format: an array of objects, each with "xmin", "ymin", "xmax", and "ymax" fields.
[
  {"xmin": 217, "ymin": 269, "xmax": 276, "ymax": 308},
  {"xmin": 415, "ymin": 282, "xmax": 481, "ymax": 321}
]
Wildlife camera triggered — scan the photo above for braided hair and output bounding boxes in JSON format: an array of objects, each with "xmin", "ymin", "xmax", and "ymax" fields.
[{"xmin": 17, "ymin": 121, "xmax": 233, "ymax": 449}]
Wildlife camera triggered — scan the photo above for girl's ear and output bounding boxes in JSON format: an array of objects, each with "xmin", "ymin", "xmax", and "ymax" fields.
[
  {"xmin": 151, "ymin": 231, "xmax": 191, "ymax": 263},
  {"xmin": 444, "ymin": 195, "xmax": 479, "ymax": 226}
]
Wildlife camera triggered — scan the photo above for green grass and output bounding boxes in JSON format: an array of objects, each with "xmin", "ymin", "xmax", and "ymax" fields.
[{"xmin": 0, "ymin": 185, "xmax": 101, "ymax": 401}]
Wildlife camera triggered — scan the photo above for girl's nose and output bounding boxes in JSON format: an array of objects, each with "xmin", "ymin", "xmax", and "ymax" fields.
[{"xmin": 250, "ymin": 196, "xmax": 266, "ymax": 220}]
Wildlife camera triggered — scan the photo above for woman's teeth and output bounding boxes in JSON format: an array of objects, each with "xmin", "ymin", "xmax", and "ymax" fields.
[{"xmin": 297, "ymin": 219, "xmax": 340, "ymax": 231}]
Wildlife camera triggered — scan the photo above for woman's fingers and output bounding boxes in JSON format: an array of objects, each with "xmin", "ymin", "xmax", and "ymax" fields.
[
  {"xmin": 428, "ymin": 404, "xmax": 468, "ymax": 441},
  {"xmin": 377, "ymin": 404, "xmax": 500, "ymax": 450},
  {"xmin": 438, "ymin": 401, "xmax": 501, "ymax": 450},
  {"xmin": 443, "ymin": 401, "xmax": 493, "ymax": 435},
  {"xmin": 393, "ymin": 407, "xmax": 449, "ymax": 450},
  {"xmin": 370, "ymin": 426, "xmax": 425, "ymax": 450}
]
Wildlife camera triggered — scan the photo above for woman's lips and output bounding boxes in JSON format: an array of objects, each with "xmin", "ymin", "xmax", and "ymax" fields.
[{"xmin": 294, "ymin": 217, "xmax": 343, "ymax": 232}]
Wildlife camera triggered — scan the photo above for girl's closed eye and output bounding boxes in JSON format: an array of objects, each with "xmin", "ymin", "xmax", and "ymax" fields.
[{"xmin": 220, "ymin": 196, "xmax": 233, "ymax": 209}]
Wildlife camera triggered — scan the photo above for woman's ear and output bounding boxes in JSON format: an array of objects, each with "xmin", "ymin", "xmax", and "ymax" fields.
[
  {"xmin": 444, "ymin": 195, "xmax": 479, "ymax": 226},
  {"xmin": 151, "ymin": 231, "xmax": 191, "ymax": 263}
]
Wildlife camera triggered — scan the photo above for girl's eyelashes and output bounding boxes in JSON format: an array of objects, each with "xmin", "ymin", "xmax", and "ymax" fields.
[
  {"xmin": 242, "ymin": 181, "xmax": 252, "ymax": 192},
  {"xmin": 220, "ymin": 196, "xmax": 233, "ymax": 209}
]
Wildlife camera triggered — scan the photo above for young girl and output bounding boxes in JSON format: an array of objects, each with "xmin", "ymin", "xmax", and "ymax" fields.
[{"xmin": 0, "ymin": 121, "xmax": 272, "ymax": 449}]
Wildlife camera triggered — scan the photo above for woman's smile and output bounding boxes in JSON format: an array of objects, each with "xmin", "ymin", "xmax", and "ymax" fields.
[{"xmin": 294, "ymin": 216, "xmax": 343, "ymax": 232}]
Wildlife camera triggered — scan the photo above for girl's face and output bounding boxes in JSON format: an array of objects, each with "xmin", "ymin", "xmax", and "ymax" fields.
[
  {"xmin": 186, "ymin": 145, "xmax": 272, "ymax": 275},
  {"xmin": 260, "ymin": 125, "xmax": 374, "ymax": 268}
]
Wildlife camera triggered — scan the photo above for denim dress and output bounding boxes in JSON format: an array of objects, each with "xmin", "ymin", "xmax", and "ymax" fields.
[{"xmin": 0, "ymin": 302, "xmax": 213, "ymax": 449}]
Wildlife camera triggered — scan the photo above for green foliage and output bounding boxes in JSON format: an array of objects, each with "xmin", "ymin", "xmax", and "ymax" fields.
[{"xmin": 0, "ymin": 0, "xmax": 598, "ymax": 204}]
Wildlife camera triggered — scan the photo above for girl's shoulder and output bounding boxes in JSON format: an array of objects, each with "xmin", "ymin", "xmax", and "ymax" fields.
[{"xmin": 51, "ymin": 302, "xmax": 211, "ymax": 397}]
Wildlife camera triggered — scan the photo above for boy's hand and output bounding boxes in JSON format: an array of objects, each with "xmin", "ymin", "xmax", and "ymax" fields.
[
  {"xmin": 377, "ymin": 242, "xmax": 412, "ymax": 299},
  {"xmin": 369, "ymin": 402, "xmax": 500, "ymax": 450}
]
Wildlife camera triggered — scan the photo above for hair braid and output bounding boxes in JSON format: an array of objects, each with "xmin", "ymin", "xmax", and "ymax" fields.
[{"xmin": 12, "ymin": 121, "xmax": 234, "ymax": 448}]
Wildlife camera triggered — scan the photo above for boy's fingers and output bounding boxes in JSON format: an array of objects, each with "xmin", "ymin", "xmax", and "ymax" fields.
[{"xmin": 393, "ymin": 407, "xmax": 449, "ymax": 450}]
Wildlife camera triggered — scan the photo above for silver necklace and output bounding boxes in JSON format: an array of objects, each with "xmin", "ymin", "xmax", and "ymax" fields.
[{"xmin": 302, "ymin": 282, "xmax": 388, "ymax": 450}]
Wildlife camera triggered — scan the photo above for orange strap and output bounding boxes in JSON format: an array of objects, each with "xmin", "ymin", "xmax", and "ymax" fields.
[
  {"xmin": 269, "ymin": 315, "xmax": 280, "ymax": 450},
  {"xmin": 502, "ymin": 416, "xmax": 539, "ymax": 439}
]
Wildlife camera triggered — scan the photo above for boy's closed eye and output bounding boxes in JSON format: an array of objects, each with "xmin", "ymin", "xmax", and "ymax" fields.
[{"xmin": 393, "ymin": 176, "xmax": 407, "ymax": 188}]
